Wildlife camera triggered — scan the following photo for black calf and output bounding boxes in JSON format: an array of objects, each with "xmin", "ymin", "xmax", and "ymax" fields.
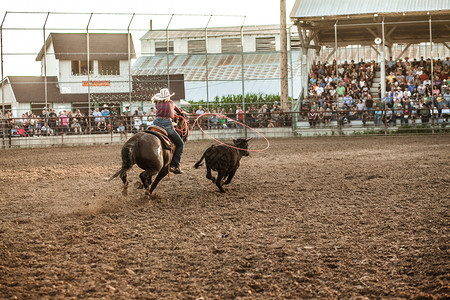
[{"xmin": 194, "ymin": 138, "xmax": 251, "ymax": 192}]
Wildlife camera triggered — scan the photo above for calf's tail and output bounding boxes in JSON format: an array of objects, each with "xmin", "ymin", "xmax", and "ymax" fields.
[
  {"xmin": 194, "ymin": 152, "xmax": 206, "ymax": 169},
  {"xmin": 109, "ymin": 143, "xmax": 136, "ymax": 180},
  {"xmin": 194, "ymin": 146, "xmax": 214, "ymax": 169}
]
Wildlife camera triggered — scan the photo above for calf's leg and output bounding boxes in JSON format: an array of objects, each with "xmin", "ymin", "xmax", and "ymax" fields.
[
  {"xmin": 215, "ymin": 170, "xmax": 226, "ymax": 193},
  {"xmin": 224, "ymin": 168, "xmax": 237, "ymax": 185},
  {"xmin": 206, "ymin": 165, "xmax": 216, "ymax": 183}
]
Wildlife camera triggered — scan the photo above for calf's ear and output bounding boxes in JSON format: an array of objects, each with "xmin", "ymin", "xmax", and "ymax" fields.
[{"xmin": 246, "ymin": 138, "xmax": 253, "ymax": 142}]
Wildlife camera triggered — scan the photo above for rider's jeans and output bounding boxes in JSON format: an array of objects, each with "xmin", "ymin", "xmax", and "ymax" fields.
[{"xmin": 152, "ymin": 118, "xmax": 184, "ymax": 168}]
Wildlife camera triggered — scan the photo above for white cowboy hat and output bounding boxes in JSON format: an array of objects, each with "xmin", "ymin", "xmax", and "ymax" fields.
[{"xmin": 153, "ymin": 88, "xmax": 175, "ymax": 101}]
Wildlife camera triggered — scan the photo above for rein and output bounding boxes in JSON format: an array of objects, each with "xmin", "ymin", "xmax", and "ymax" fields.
[{"xmin": 174, "ymin": 114, "xmax": 190, "ymax": 140}]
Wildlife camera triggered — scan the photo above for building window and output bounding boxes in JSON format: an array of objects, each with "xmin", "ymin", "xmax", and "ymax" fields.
[
  {"xmin": 98, "ymin": 60, "xmax": 120, "ymax": 75},
  {"xmin": 256, "ymin": 37, "xmax": 276, "ymax": 52},
  {"xmin": 71, "ymin": 60, "xmax": 93, "ymax": 76},
  {"xmin": 221, "ymin": 38, "xmax": 242, "ymax": 54},
  {"xmin": 188, "ymin": 40, "xmax": 206, "ymax": 54},
  {"xmin": 155, "ymin": 41, "xmax": 174, "ymax": 54}
]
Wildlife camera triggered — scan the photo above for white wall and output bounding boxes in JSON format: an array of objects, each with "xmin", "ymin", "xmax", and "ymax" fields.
[
  {"xmin": 14, "ymin": 103, "xmax": 32, "ymax": 117},
  {"xmin": 58, "ymin": 60, "xmax": 132, "ymax": 94},
  {"xmin": 0, "ymin": 81, "xmax": 15, "ymax": 104},
  {"xmin": 176, "ymin": 39, "xmax": 188, "ymax": 54},
  {"xmin": 40, "ymin": 44, "xmax": 58, "ymax": 77},
  {"xmin": 206, "ymin": 37, "xmax": 221, "ymax": 53}
]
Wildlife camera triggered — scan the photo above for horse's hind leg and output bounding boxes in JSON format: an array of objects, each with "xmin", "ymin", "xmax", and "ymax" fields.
[
  {"xmin": 138, "ymin": 171, "xmax": 152, "ymax": 190},
  {"xmin": 149, "ymin": 169, "xmax": 168, "ymax": 195}
]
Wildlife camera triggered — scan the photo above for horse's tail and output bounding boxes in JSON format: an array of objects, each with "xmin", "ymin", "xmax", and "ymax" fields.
[
  {"xmin": 194, "ymin": 146, "xmax": 213, "ymax": 169},
  {"xmin": 110, "ymin": 143, "xmax": 136, "ymax": 180}
]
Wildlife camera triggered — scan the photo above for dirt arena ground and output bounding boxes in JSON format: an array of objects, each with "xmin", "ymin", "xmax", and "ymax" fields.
[{"xmin": 0, "ymin": 136, "xmax": 449, "ymax": 299}]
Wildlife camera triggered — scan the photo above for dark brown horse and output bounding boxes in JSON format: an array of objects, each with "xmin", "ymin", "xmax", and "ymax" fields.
[{"xmin": 110, "ymin": 116, "xmax": 189, "ymax": 196}]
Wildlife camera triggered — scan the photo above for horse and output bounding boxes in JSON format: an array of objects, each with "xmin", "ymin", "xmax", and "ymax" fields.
[{"xmin": 110, "ymin": 115, "xmax": 189, "ymax": 196}]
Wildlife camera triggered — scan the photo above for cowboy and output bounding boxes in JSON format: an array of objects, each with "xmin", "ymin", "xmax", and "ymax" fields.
[{"xmin": 152, "ymin": 88, "xmax": 186, "ymax": 174}]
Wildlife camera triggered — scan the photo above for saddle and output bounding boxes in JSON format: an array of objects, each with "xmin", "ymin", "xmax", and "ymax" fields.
[{"xmin": 145, "ymin": 126, "xmax": 173, "ymax": 150}]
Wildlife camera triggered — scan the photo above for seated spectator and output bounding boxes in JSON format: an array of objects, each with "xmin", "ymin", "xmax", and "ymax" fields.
[
  {"xmin": 133, "ymin": 115, "xmax": 142, "ymax": 132},
  {"xmin": 93, "ymin": 107, "xmax": 102, "ymax": 125},
  {"xmin": 226, "ymin": 108, "xmax": 236, "ymax": 128},
  {"xmin": 117, "ymin": 121, "xmax": 127, "ymax": 140},
  {"xmin": 71, "ymin": 118, "xmax": 82, "ymax": 134},
  {"xmin": 383, "ymin": 106, "xmax": 393, "ymax": 125},
  {"xmin": 97, "ymin": 117, "xmax": 107, "ymax": 133},
  {"xmin": 336, "ymin": 82, "xmax": 345, "ymax": 98},
  {"xmin": 419, "ymin": 103, "xmax": 431, "ymax": 124},
  {"xmin": 435, "ymin": 93, "xmax": 445, "ymax": 109},
  {"xmin": 28, "ymin": 114, "xmax": 37, "ymax": 137},
  {"xmin": 374, "ymin": 107, "xmax": 383, "ymax": 125},
  {"xmin": 403, "ymin": 104, "xmax": 411, "ymax": 125},
  {"xmin": 441, "ymin": 104, "xmax": 449, "ymax": 123},
  {"xmin": 40, "ymin": 122, "xmax": 52, "ymax": 136},
  {"xmin": 140, "ymin": 112, "xmax": 149, "ymax": 131},
  {"xmin": 364, "ymin": 95, "xmax": 374, "ymax": 120},
  {"xmin": 317, "ymin": 107, "xmax": 325, "ymax": 128},
  {"xmin": 324, "ymin": 107, "xmax": 332, "ymax": 127},
  {"xmin": 347, "ymin": 105, "xmax": 359, "ymax": 125},
  {"xmin": 271, "ymin": 103, "xmax": 281, "ymax": 126},
  {"xmin": 393, "ymin": 101, "xmax": 403, "ymax": 126},
  {"xmin": 60, "ymin": 111, "xmax": 69, "ymax": 135},
  {"xmin": 308, "ymin": 108, "xmax": 318, "ymax": 128},
  {"xmin": 209, "ymin": 109, "xmax": 219, "ymax": 129},
  {"xmin": 102, "ymin": 105, "xmax": 110, "ymax": 122}
]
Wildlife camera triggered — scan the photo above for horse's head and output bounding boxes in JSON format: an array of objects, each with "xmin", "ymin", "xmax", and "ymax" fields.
[{"xmin": 233, "ymin": 138, "xmax": 252, "ymax": 156}]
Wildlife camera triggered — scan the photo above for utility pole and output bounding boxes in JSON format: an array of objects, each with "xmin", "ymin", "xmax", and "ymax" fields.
[{"xmin": 280, "ymin": 0, "xmax": 289, "ymax": 111}]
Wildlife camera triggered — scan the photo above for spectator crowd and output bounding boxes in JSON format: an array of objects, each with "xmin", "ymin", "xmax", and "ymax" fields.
[
  {"xmin": 301, "ymin": 56, "xmax": 450, "ymax": 127},
  {"xmin": 2, "ymin": 56, "xmax": 449, "ymax": 138},
  {"xmin": 0, "ymin": 101, "xmax": 294, "ymax": 139}
]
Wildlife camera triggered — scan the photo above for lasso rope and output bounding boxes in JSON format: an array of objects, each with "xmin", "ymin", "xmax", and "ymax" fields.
[{"xmin": 185, "ymin": 113, "xmax": 270, "ymax": 152}]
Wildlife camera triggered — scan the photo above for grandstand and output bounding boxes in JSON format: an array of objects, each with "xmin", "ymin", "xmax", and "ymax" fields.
[{"xmin": 290, "ymin": 0, "xmax": 450, "ymax": 133}]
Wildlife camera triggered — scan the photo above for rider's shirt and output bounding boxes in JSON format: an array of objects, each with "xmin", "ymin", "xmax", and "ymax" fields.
[{"xmin": 155, "ymin": 100, "xmax": 183, "ymax": 119}]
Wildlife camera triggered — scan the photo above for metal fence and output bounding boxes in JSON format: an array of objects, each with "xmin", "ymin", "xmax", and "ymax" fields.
[
  {"xmin": 0, "ymin": 12, "xmax": 304, "ymax": 122},
  {"xmin": 1, "ymin": 105, "xmax": 449, "ymax": 148}
]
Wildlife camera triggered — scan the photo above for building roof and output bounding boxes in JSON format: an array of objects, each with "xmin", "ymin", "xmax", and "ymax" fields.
[
  {"xmin": 290, "ymin": 0, "xmax": 450, "ymax": 19},
  {"xmin": 140, "ymin": 24, "xmax": 295, "ymax": 40},
  {"xmin": 133, "ymin": 52, "xmax": 302, "ymax": 82},
  {"xmin": 132, "ymin": 51, "xmax": 302, "ymax": 100},
  {"xmin": 36, "ymin": 33, "xmax": 137, "ymax": 61},
  {"xmin": 8, "ymin": 76, "xmax": 62, "ymax": 103},
  {"xmin": 290, "ymin": 0, "xmax": 450, "ymax": 47}
]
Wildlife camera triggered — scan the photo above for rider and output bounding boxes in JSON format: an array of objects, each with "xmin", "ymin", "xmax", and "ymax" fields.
[{"xmin": 152, "ymin": 88, "xmax": 186, "ymax": 174}]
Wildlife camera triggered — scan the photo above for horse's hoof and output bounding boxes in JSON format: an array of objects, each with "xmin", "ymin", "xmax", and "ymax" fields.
[
  {"xmin": 145, "ymin": 190, "xmax": 151, "ymax": 196},
  {"xmin": 122, "ymin": 189, "xmax": 128, "ymax": 196},
  {"xmin": 135, "ymin": 182, "xmax": 143, "ymax": 189}
]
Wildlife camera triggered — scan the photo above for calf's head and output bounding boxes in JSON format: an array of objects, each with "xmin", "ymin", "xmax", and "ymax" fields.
[{"xmin": 233, "ymin": 138, "xmax": 252, "ymax": 156}]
